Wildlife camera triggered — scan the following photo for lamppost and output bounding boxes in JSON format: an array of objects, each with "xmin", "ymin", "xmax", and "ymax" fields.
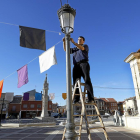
[
  {"xmin": 0, "ymin": 98, "xmax": 4, "ymax": 126},
  {"xmin": 57, "ymin": 4, "xmax": 76, "ymax": 140}
]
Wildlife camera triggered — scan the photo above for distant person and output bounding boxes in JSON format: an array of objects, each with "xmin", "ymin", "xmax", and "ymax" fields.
[{"xmin": 63, "ymin": 36, "xmax": 95, "ymax": 103}]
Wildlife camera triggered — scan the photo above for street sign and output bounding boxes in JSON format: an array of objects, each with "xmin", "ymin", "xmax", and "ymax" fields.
[{"xmin": 62, "ymin": 93, "xmax": 67, "ymax": 100}]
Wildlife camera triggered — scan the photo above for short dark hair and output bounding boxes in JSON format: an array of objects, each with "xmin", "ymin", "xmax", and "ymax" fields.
[{"xmin": 79, "ymin": 36, "xmax": 85, "ymax": 41}]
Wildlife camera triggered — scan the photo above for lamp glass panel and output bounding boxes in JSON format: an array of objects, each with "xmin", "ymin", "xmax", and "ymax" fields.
[
  {"xmin": 60, "ymin": 13, "xmax": 75, "ymax": 28},
  {"xmin": 69, "ymin": 13, "xmax": 74, "ymax": 29},
  {"xmin": 60, "ymin": 13, "xmax": 69, "ymax": 28},
  {"xmin": 60, "ymin": 12, "xmax": 74, "ymax": 33}
]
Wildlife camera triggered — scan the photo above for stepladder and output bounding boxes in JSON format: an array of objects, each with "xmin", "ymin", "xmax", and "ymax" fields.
[{"xmin": 62, "ymin": 79, "xmax": 109, "ymax": 140}]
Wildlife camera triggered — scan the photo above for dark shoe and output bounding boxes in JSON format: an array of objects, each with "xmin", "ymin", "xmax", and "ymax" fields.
[
  {"xmin": 88, "ymin": 96, "xmax": 95, "ymax": 102},
  {"xmin": 85, "ymin": 99, "xmax": 92, "ymax": 103},
  {"xmin": 73, "ymin": 99, "xmax": 80, "ymax": 104},
  {"xmin": 86, "ymin": 98, "xmax": 95, "ymax": 104}
]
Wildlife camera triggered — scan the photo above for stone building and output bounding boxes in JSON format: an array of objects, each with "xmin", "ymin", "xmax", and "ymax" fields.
[
  {"xmin": 123, "ymin": 50, "xmax": 140, "ymax": 130},
  {"xmin": 8, "ymin": 95, "xmax": 22, "ymax": 119},
  {"xmin": 57, "ymin": 105, "xmax": 66, "ymax": 115},
  {"xmin": 123, "ymin": 97, "xmax": 137, "ymax": 116},
  {"xmin": 117, "ymin": 101, "xmax": 125, "ymax": 116},
  {"xmin": 100, "ymin": 98, "xmax": 118, "ymax": 115},
  {"xmin": 0, "ymin": 93, "xmax": 14, "ymax": 119},
  {"xmin": 52, "ymin": 103, "xmax": 58, "ymax": 113},
  {"xmin": 20, "ymin": 88, "xmax": 52, "ymax": 118}
]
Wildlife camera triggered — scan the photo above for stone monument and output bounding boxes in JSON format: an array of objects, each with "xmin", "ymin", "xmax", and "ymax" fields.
[{"xmin": 35, "ymin": 74, "xmax": 55, "ymax": 122}]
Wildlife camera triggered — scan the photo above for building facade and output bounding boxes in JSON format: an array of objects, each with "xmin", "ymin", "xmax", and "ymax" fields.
[
  {"xmin": 117, "ymin": 101, "xmax": 124, "ymax": 116},
  {"xmin": 123, "ymin": 96, "xmax": 138, "ymax": 116},
  {"xmin": 0, "ymin": 93, "xmax": 14, "ymax": 119},
  {"xmin": 52, "ymin": 103, "xmax": 58, "ymax": 113},
  {"xmin": 100, "ymin": 98, "xmax": 118, "ymax": 115},
  {"xmin": 21, "ymin": 100, "xmax": 42, "ymax": 118},
  {"xmin": 8, "ymin": 95, "xmax": 22, "ymax": 119}
]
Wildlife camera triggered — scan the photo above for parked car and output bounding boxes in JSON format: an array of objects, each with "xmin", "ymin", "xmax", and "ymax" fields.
[
  {"xmin": 53, "ymin": 113, "xmax": 62, "ymax": 118},
  {"xmin": 51, "ymin": 113, "xmax": 59, "ymax": 117},
  {"xmin": 105, "ymin": 113, "xmax": 110, "ymax": 117},
  {"xmin": 103, "ymin": 113, "xmax": 110, "ymax": 118}
]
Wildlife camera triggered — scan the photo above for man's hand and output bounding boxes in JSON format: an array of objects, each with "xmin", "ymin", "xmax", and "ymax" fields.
[{"xmin": 70, "ymin": 38, "xmax": 75, "ymax": 44}]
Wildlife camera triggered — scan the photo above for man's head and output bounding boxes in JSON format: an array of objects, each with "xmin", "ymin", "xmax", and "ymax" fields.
[{"xmin": 78, "ymin": 36, "xmax": 85, "ymax": 45}]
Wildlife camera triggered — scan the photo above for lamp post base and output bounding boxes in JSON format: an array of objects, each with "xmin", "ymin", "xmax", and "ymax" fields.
[
  {"xmin": 65, "ymin": 123, "xmax": 77, "ymax": 140},
  {"xmin": 35, "ymin": 117, "xmax": 56, "ymax": 122}
]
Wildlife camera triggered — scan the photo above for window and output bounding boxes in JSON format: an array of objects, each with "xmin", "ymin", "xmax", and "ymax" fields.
[
  {"xmin": 23, "ymin": 104, "xmax": 27, "ymax": 108},
  {"xmin": 37, "ymin": 104, "xmax": 41, "ymax": 108},
  {"xmin": 49, "ymin": 105, "xmax": 51, "ymax": 108},
  {"xmin": 30, "ymin": 104, "xmax": 34, "ymax": 108}
]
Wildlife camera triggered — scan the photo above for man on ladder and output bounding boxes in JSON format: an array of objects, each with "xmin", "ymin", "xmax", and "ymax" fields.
[{"xmin": 63, "ymin": 36, "xmax": 95, "ymax": 104}]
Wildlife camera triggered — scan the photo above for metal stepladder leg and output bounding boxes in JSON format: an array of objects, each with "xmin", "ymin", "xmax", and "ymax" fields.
[{"xmin": 62, "ymin": 79, "xmax": 109, "ymax": 140}]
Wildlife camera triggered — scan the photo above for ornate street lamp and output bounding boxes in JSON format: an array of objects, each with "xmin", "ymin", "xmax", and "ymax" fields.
[
  {"xmin": 57, "ymin": 4, "xmax": 76, "ymax": 34},
  {"xmin": 57, "ymin": 4, "xmax": 76, "ymax": 140}
]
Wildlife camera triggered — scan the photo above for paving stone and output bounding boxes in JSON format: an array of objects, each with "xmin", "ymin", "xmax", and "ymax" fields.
[
  {"xmin": 28, "ymin": 134, "xmax": 49, "ymax": 138},
  {"xmin": 22, "ymin": 138, "xmax": 46, "ymax": 140},
  {"xmin": 19, "ymin": 130, "xmax": 40, "ymax": 133},
  {"xmin": 0, "ymin": 138, "xmax": 21, "ymax": 140},
  {"xmin": 5, "ymin": 134, "xmax": 29, "ymax": 138}
]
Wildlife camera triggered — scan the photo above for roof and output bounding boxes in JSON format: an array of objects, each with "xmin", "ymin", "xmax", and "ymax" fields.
[
  {"xmin": 124, "ymin": 52, "xmax": 140, "ymax": 63},
  {"xmin": 57, "ymin": 105, "xmax": 66, "ymax": 109},
  {"xmin": 125, "ymin": 96, "xmax": 136, "ymax": 101},
  {"xmin": 10, "ymin": 96, "xmax": 22, "ymax": 104},
  {"xmin": 100, "ymin": 98, "xmax": 117, "ymax": 102},
  {"xmin": 117, "ymin": 101, "xmax": 125, "ymax": 104}
]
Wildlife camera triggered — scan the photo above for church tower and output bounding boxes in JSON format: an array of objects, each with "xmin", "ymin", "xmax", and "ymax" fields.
[{"xmin": 41, "ymin": 74, "xmax": 49, "ymax": 117}]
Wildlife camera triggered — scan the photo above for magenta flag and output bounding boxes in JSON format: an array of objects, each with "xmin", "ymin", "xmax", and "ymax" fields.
[{"xmin": 17, "ymin": 65, "xmax": 29, "ymax": 88}]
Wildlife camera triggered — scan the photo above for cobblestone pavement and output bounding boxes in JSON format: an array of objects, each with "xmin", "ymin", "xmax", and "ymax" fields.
[{"xmin": 0, "ymin": 123, "xmax": 140, "ymax": 140}]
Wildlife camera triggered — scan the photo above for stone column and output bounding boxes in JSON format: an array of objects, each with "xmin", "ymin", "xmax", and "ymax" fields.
[
  {"xmin": 41, "ymin": 74, "xmax": 49, "ymax": 117},
  {"xmin": 124, "ymin": 52, "xmax": 140, "ymax": 115},
  {"xmin": 35, "ymin": 74, "xmax": 55, "ymax": 123}
]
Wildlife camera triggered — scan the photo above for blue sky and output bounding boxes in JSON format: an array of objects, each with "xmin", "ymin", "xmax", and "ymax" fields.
[{"xmin": 0, "ymin": 0, "xmax": 140, "ymax": 106}]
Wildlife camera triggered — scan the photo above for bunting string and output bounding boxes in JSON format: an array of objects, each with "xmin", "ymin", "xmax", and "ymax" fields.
[
  {"xmin": 4, "ymin": 39, "xmax": 62, "ymax": 80},
  {"xmin": 0, "ymin": 21, "xmax": 61, "ymax": 35}
]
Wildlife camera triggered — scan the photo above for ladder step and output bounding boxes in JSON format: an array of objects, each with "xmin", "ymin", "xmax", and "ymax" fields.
[
  {"xmin": 76, "ymin": 135, "xmax": 81, "ymax": 137},
  {"xmin": 82, "ymin": 92, "xmax": 87, "ymax": 94},
  {"xmin": 73, "ymin": 104, "xmax": 81, "ymax": 106},
  {"xmin": 89, "ymin": 127, "xmax": 105, "ymax": 130},
  {"xmin": 80, "ymin": 83, "xmax": 85, "ymax": 86},
  {"xmin": 74, "ymin": 93, "xmax": 86, "ymax": 95},
  {"xmin": 85, "ymin": 103, "xmax": 96, "ymax": 105},
  {"xmin": 86, "ymin": 114, "xmax": 100, "ymax": 117},
  {"xmin": 75, "ymin": 124, "xmax": 82, "ymax": 126},
  {"xmin": 73, "ymin": 115, "xmax": 82, "ymax": 116}
]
